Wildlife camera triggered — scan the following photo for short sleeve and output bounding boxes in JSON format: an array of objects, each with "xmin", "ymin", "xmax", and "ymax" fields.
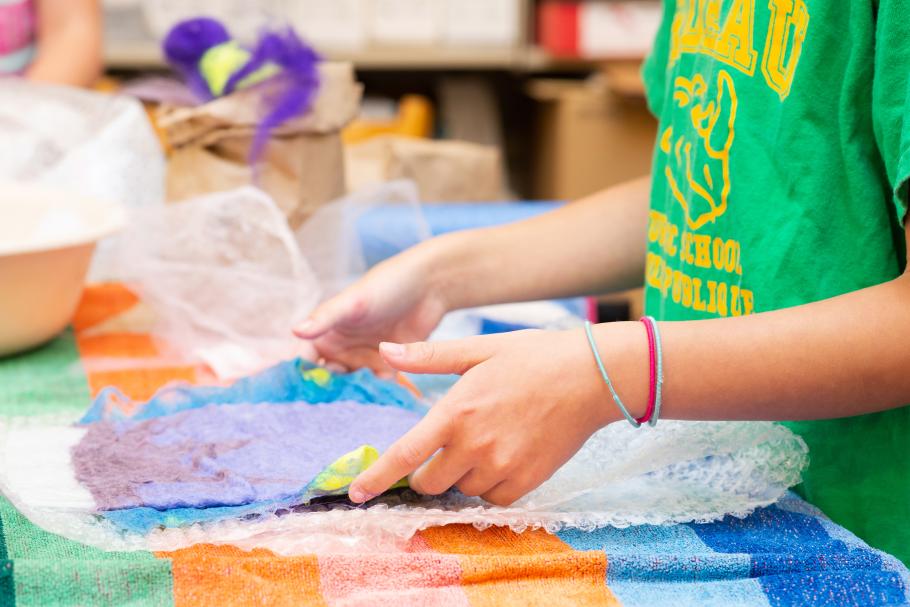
[
  {"xmin": 872, "ymin": 0, "xmax": 910, "ymax": 224},
  {"xmin": 640, "ymin": 1, "xmax": 676, "ymax": 119}
]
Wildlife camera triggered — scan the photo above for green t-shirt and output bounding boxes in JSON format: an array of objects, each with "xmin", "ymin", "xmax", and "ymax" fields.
[{"xmin": 642, "ymin": 0, "xmax": 910, "ymax": 563}]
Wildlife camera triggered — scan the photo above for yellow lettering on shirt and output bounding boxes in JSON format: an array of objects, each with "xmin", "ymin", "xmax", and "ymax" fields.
[
  {"xmin": 648, "ymin": 210, "xmax": 680, "ymax": 257},
  {"xmin": 721, "ymin": 0, "xmax": 758, "ymax": 72},
  {"xmin": 647, "ymin": 214, "xmax": 755, "ymax": 317},
  {"xmin": 762, "ymin": 0, "xmax": 810, "ymax": 99},
  {"xmin": 647, "ymin": 251, "xmax": 754, "ymax": 317},
  {"xmin": 693, "ymin": 233, "xmax": 712, "ymax": 268},
  {"xmin": 652, "ymin": 0, "xmax": 814, "ymax": 317},
  {"xmin": 669, "ymin": 0, "xmax": 808, "ymax": 99},
  {"xmin": 672, "ymin": 0, "xmax": 757, "ymax": 75}
]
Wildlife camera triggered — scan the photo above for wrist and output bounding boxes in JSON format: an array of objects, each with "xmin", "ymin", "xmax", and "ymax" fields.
[
  {"xmin": 415, "ymin": 230, "xmax": 490, "ymax": 313},
  {"xmin": 583, "ymin": 321, "xmax": 651, "ymax": 428}
]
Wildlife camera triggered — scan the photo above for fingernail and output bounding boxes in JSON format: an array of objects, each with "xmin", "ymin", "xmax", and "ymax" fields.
[
  {"xmin": 379, "ymin": 342, "xmax": 405, "ymax": 357},
  {"xmin": 349, "ymin": 487, "xmax": 377, "ymax": 503},
  {"xmin": 293, "ymin": 320, "xmax": 314, "ymax": 336}
]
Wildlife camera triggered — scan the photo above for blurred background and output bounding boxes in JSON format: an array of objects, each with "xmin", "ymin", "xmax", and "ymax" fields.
[
  {"xmin": 103, "ymin": 0, "xmax": 660, "ymax": 204},
  {"xmin": 0, "ymin": 0, "xmax": 664, "ymax": 364}
]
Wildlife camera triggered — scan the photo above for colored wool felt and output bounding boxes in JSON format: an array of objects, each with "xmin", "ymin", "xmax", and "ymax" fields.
[
  {"xmin": 71, "ymin": 361, "xmax": 423, "ymax": 533},
  {"xmin": 162, "ymin": 17, "xmax": 321, "ymax": 161},
  {"xmin": 80, "ymin": 358, "xmax": 421, "ymax": 424},
  {"xmin": 72, "ymin": 400, "xmax": 422, "ymax": 511}
]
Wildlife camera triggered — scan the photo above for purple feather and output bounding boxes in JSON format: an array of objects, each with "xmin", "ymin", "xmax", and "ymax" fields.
[
  {"xmin": 162, "ymin": 18, "xmax": 322, "ymax": 166},
  {"xmin": 163, "ymin": 17, "xmax": 231, "ymax": 101},
  {"xmin": 225, "ymin": 28, "xmax": 321, "ymax": 164}
]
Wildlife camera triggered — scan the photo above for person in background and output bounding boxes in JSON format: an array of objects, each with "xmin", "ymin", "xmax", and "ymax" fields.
[
  {"xmin": 295, "ymin": 1, "xmax": 910, "ymax": 566},
  {"xmin": 1, "ymin": 0, "xmax": 101, "ymax": 86}
]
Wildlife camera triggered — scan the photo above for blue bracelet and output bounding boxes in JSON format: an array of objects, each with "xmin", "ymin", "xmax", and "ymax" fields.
[
  {"xmin": 583, "ymin": 321, "xmax": 641, "ymax": 428},
  {"xmin": 644, "ymin": 316, "xmax": 664, "ymax": 427}
]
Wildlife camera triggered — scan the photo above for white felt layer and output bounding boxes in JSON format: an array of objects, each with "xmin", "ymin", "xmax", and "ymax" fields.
[{"xmin": 1, "ymin": 424, "xmax": 95, "ymax": 510}]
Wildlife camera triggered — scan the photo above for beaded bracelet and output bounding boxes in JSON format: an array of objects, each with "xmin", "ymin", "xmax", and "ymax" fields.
[{"xmin": 583, "ymin": 318, "xmax": 664, "ymax": 428}]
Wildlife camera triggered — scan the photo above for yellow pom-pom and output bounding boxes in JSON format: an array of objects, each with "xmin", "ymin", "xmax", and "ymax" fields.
[{"xmin": 199, "ymin": 41, "xmax": 281, "ymax": 97}]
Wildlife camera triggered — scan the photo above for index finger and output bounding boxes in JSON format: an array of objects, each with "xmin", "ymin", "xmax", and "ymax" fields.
[{"xmin": 348, "ymin": 408, "xmax": 451, "ymax": 503}]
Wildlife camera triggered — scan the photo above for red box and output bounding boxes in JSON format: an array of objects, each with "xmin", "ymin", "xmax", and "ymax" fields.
[{"xmin": 537, "ymin": 1, "xmax": 580, "ymax": 57}]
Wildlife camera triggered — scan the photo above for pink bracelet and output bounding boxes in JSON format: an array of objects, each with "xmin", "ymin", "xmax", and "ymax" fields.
[{"xmin": 636, "ymin": 317, "xmax": 657, "ymax": 425}]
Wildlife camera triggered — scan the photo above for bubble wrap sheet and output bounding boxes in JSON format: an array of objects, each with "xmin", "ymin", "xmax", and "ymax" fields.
[{"xmin": 0, "ymin": 405, "xmax": 807, "ymax": 555}]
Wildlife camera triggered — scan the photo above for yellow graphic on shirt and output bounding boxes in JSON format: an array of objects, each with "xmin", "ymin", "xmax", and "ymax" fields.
[
  {"xmin": 660, "ymin": 70, "xmax": 738, "ymax": 231},
  {"xmin": 669, "ymin": 0, "xmax": 809, "ymax": 100},
  {"xmin": 761, "ymin": 0, "xmax": 810, "ymax": 99},
  {"xmin": 670, "ymin": 0, "xmax": 758, "ymax": 76},
  {"xmin": 650, "ymin": 1, "xmax": 812, "ymax": 316}
]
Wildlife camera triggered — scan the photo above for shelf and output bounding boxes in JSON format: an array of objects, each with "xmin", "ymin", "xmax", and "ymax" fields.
[
  {"xmin": 105, "ymin": 41, "xmax": 528, "ymax": 72},
  {"xmin": 105, "ymin": 39, "xmax": 639, "ymax": 73},
  {"xmin": 102, "ymin": 5, "xmax": 645, "ymax": 73},
  {"xmin": 319, "ymin": 47, "xmax": 527, "ymax": 71}
]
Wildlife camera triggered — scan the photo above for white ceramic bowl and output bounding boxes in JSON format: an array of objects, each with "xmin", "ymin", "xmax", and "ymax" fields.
[{"xmin": 0, "ymin": 182, "xmax": 126, "ymax": 357}]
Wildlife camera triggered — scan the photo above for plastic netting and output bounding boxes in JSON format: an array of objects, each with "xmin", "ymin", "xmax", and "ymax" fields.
[{"xmin": 91, "ymin": 181, "xmax": 429, "ymax": 378}]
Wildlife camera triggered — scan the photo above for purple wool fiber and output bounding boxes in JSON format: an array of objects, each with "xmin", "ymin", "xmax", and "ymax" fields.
[
  {"xmin": 233, "ymin": 28, "xmax": 321, "ymax": 164},
  {"xmin": 162, "ymin": 17, "xmax": 231, "ymax": 101},
  {"xmin": 163, "ymin": 18, "xmax": 321, "ymax": 166},
  {"xmin": 72, "ymin": 400, "xmax": 422, "ymax": 511}
]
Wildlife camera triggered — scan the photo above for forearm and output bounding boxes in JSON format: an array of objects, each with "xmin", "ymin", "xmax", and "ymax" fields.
[
  {"xmin": 423, "ymin": 176, "xmax": 651, "ymax": 311},
  {"xmin": 595, "ymin": 272, "xmax": 910, "ymax": 424},
  {"xmin": 26, "ymin": 0, "xmax": 102, "ymax": 87}
]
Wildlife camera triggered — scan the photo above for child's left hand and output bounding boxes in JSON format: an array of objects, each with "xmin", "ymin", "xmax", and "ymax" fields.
[{"xmin": 348, "ymin": 325, "xmax": 645, "ymax": 506}]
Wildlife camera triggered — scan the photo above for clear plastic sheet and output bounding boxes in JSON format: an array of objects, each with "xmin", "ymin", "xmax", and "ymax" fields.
[
  {"xmin": 296, "ymin": 179, "xmax": 430, "ymax": 298},
  {"xmin": 0, "ymin": 412, "xmax": 807, "ymax": 555}
]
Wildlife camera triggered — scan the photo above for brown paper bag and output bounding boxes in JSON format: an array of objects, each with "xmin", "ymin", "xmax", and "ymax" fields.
[
  {"xmin": 158, "ymin": 62, "xmax": 363, "ymax": 227},
  {"xmin": 345, "ymin": 135, "xmax": 504, "ymax": 202}
]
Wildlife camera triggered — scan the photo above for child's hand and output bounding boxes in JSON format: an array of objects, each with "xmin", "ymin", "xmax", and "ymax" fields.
[
  {"xmin": 294, "ymin": 246, "xmax": 450, "ymax": 373},
  {"xmin": 348, "ymin": 326, "xmax": 645, "ymax": 506}
]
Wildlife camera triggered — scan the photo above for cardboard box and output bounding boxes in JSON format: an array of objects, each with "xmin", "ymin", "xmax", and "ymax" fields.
[
  {"xmin": 345, "ymin": 135, "xmax": 503, "ymax": 202},
  {"xmin": 529, "ymin": 73, "xmax": 657, "ymax": 200}
]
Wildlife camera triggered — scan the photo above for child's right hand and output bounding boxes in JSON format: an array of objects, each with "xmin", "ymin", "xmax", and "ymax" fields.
[{"xmin": 293, "ymin": 243, "xmax": 451, "ymax": 373}]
